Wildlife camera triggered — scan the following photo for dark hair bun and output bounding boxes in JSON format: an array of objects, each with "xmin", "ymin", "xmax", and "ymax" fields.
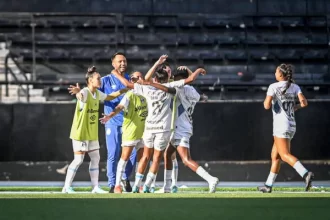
[{"xmin": 87, "ymin": 66, "xmax": 97, "ymax": 73}]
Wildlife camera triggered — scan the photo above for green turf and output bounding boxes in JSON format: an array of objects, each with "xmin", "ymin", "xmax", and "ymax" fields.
[
  {"xmin": 0, "ymin": 193, "xmax": 329, "ymax": 220},
  {"xmin": 0, "ymin": 186, "xmax": 329, "ymax": 192}
]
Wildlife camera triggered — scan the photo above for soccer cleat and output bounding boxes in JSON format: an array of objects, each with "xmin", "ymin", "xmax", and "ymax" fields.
[
  {"xmin": 92, "ymin": 186, "xmax": 107, "ymax": 194},
  {"xmin": 171, "ymin": 186, "xmax": 178, "ymax": 193},
  {"xmin": 121, "ymin": 179, "xmax": 132, "ymax": 192},
  {"xmin": 143, "ymin": 185, "xmax": 151, "ymax": 193},
  {"xmin": 109, "ymin": 186, "xmax": 115, "ymax": 193},
  {"xmin": 257, "ymin": 185, "xmax": 272, "ymax": 193},
  {"xmin": 114, "ymin": 185, "xmax": 122, "ymax": 194},
  {"xmin": 150, "ymin": 187, "xmax": 156, "ymax": 193},
  {"xmin": 304, "ymin": 172, "xmax": 314, "ymax": 191},
  {"xmin": 208, "ymin": 177, "xmax": 219, "ymax": 193},
  {"xmin": 62, "ymin": 187, "xmax": 76, "ymax": 194},
  {"xmin": 154, "ymin": 187, "xmax": 165, "ymax": 193},
  {"xmin": 132, "ymin": 186, "xmax": 140, "ymax": 193}
]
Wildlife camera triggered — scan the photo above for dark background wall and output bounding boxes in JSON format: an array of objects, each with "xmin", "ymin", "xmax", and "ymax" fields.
[
  {"xmin": 0, "ymin": 0, "xmax": 330, "ymax": 15},
  {"xmin": 0, "ymin": 101, "xmax": 329, "ymax": 161}
]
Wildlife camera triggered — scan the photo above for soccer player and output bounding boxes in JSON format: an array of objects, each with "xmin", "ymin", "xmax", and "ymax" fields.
[
  {"xmin": 112, "ymin": 67, "xmax": 206, "ymax": 193},
  {"xmin": 99, "ymin": 71, "xmax": 147, "ymax": 193},
  {"xmin": 62, "ymin": 66, "xmax": 128, "ymax": 193},
  {"xmin": 145, "ymin": 55, "xmax": 179, "ymax": 193},
  {"xmin": 163, "ymin": 67, "xmax": 219, "ymax": 193},
  {"xmin": 99, "ymin": 52, "xmax": 136, "ymax": 192},
  {"xmin": 257, "ymin": 64, "xmax": 314, "ymax": 193}
]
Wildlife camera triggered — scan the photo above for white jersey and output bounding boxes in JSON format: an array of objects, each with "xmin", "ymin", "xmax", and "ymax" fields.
[
  {"xmin": 267, "ymin": 81, "xmax": 302, "ymax": 133},
  {"xmin": 133, "ymin": 80, "xmax": 185, "ymax": 133},
  {"xmin": 173, "ymin": 85, "xmax": 200, "ymax": 135}
]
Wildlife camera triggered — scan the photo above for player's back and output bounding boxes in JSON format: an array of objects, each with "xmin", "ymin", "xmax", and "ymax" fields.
[
  {"xmin": 174, "ymin": 85, "xmax": 200, "ymax": 135},
  {"xmin": 267, "ymin": 81, "xmax": 301, "ymax": 131}
]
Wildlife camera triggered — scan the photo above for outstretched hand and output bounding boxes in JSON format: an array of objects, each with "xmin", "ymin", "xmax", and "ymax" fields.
[
  {"xmin": 68, "ymin": 83, "xmax": 81, "ymax": 95},
  {"xmin": 156, "ymin": 54, "xmax": 168, "ymax": 65},
  {"xmin": 99, "ymin": 113, "xmax": 111, "ymax": 124}
]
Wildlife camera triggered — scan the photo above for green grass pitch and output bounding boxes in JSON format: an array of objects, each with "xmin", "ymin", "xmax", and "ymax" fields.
[{"xmin": 0, "ymin": 187, "xmax": 329, "ymax": 220}]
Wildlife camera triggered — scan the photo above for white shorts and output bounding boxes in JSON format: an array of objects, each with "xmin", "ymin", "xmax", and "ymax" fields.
[
  {"xmin": 143, "ymin": 131, "xmax": 171, "ymax": 151},
  {"xmin": 273, "ymin": 130, "xmax": 296, "ymax": 140},
  {"xmin": 122, "ymin": 139, "xmax": 144, "ymax": 150},
  {"xmin": 170, "ymin": 132, "xmax": 191, "ymax": 148},
  {"xmin": 72, "ymin": 139, "xmax": 100, "ymax": 152}
]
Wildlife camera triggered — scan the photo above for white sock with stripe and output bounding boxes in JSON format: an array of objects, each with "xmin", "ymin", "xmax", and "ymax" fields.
[
  {"xmin": 88, "ymin": 150, "xmax": 100, "ymax": 188},
  {"xmin": 171, "ymin": 159, "xmax": 178, "ymax": 187},
  {"xmin": 64, "ymin": 154, "xmax": 85, "ymax": 188}
]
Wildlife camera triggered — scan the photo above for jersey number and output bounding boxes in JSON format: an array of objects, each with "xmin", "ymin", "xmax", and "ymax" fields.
[
  {"xmin": 152, "ymin": 100, "xmax": 165, "ymax": 115},
  {"xmin": 282, "ymin": 101, "xmax": 295, "ymax": 117}
]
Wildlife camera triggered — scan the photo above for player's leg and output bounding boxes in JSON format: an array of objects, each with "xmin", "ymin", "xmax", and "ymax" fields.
[
  {"xmin": 171, "ymin": 151, "xmax": 179, "ymax": 191},
  {"xmin": 176, "ymin": 146, "xmax": 219, "ymax": 193},
  {"xmin": 143, "ymin": 131, "xmax": 171, "ymax": 193},
  {"xmin": 105, "ymin": 125, "xmax": 121, "ymax": 193},
  {"xmin": 122, "ymin": 127, "xmax": 136, "ymax": 192},
  {"xmin": 274, "ymin": 134, "xmax": 314, "ymax": 191},
  {"xmin": 258, "ymin": 142, "xmax": 281, "ymax": 193},
  {"xmin": 114, "ymin": 144, "xmax": 135, "ymax": 193},
  {"xmin": 132, "ymin": 133, "xmax": 154, "ymax": 192},
  {"xmin": 62, "ymin": 140, "xmax": 85, "ymax": 193},
  {"xmin": 163, "ymin": 143, "xmax": 176, "ymax": 192},
  {"xmin": 87, "ymin": 143, "xmax": 107, "ymax": 194}
]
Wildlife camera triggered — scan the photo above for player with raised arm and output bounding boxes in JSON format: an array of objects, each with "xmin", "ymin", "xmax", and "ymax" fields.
[
  {"xmin": 163, "ymin": 67, "xmax": 219, "ymax": 193},
  {"xmin": 112, "ymin": 67, "xmax": 206, "ymax": 193},
  {"xmin": 62, "ymin": 66, "xmax": 127, "ymax": 193},
  {"xmin": 258, "ymin": 64, "xmax": 314, "ymax": 193},
  {"xmin": 144, "ymin": 55, "xmax": 179, "ymax": 192},
  {"xmin": 99, "ymin": 71, "xmax": 147, "ymax": 193}
]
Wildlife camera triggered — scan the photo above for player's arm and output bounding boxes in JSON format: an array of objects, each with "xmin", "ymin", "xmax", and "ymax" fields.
[
  {"xmin": 68, "ymin": 83, "xmax": 84, "ymax": 100},
  {"xmin": 105, "ymin": 88, "xmax": 129, "ymax": 101},
  {"xmin": 99, "ymin": 104, "xmax": 125, "ymax": 124},
  {"xmin": 264, "ymin": 96, "xmax": 273, "ymax": 110},
  {"xmin": 145, "ymin": 54, "xmax": 168, "ymax": 81},
  {"xmin": 294, "ymin": 93, "xmax": 308, "ymax": 111},
  {"xmin": 139, "ymin": 80, "xmax": 176, "ymax": 95},
  {"xmin": 183, "ymin": 68, "xmax": 206, "ymax": 85},
  {"xmin": 112, "ymin": 70, "xmax": 135, "ymax": 89}
]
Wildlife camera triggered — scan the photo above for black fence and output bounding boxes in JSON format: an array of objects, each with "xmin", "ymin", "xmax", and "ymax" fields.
[{"xmin": 1, "ymin": 101, "xmax": 329, "ymax": 161}]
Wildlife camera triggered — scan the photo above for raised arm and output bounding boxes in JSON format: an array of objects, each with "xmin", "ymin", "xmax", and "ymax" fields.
[
  {"xmin": 295, "ymin": 93, "xmax": 308, "ymax": 111},
  {"xmin": 99, "ymin": 104, "xmax": 125, "ymax": 124},
  {"xmin": 105, "ymin": 88, "xmax": 129, "ymax": 101},
  {"xmin": 184, "ymin": 68, "xmax": 206, "ymax": 85},
  {"xmin": 68, "ymin": 83, "xmax": 83, "ymax": 100},
  {"xmin": 145, "ymin": 54, "xmax": 168, "ymax": 82},
  {"xmin": 138, "ymin": 79, "xmax": 176, "ymax": 95}
]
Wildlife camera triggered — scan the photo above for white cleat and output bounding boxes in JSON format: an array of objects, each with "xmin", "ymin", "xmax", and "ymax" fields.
[
  {"xmin": 91, "ymin": 186, "xmax": 107, "ymax": 194},
  {"xmin": 208, "ymin": 177, "xmax": 219, "ymax": 193},
  {"xmin": 154, "ymin": 187, "xmax": 165, "ymax": 193},
  {"xmin": 62, "ymin": 187, "xmax": 76, "ymax": 194}
]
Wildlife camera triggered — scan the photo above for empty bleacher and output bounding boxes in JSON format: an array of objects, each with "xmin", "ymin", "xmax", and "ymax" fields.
[{"xmin": 0, "ymin": 13, "xmax": 329, "ymax": 101}]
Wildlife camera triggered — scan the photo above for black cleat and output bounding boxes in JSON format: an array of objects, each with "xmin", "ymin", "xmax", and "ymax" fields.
[
  {"xmin": 257, "ymin": 185, "xmax": 272, "ymax": 193},
  {"xmin": 304, "ymin": 172, "xmax": 314, "ymax": 191},
  {"xmin": 121, "ymin": 179, "xmax": 132, "ymax": 192},
  {"xmin": 109, "ymin": 186, "xmax": 115, "ymax": 193}
]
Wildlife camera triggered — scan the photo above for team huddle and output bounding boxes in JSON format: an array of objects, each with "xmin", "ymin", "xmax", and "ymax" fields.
[{"xmin": 62, "ymin": 53, "xmax": 314, "ymax": 194}]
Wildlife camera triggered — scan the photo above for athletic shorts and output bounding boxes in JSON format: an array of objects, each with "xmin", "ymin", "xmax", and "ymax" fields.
[
  {"xmin": 170, "ymin": 132, "xmax": 191, "ymax": 148},
  {"xmin": 122, "ymin": 139, "xmax": 144, "ymax": 150},
  {"xmin": 273, "ymin": 130, "xmax": 296, "ymax": 140},
  {"xmin": 143, "ymin": 131, "xmax": 171, "ymax": 151},
  {"xmin": 72, "ymin": 139, "xmax": 100, "ymax": 152}
]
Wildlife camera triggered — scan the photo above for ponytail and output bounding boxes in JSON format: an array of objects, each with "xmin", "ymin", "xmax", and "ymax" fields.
[{"xmin": 278, "ymin": 64, "xmax": 294, "ymax": 94}]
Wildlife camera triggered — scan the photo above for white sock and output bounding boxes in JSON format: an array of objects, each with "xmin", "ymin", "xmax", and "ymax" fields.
[
  {"xmin": 293, "ymin": 161, "xmax": 308, "ymax": 178},
  {"xmin": 135, "ymin": 162, "xmax": 139, "ymax": 173},
  {"xmin": 133, "ymin": 172, "xmax": 144, "ymax": 188},
  {"xmin": 151, "ymin": 173, "xmax": 157, "ymax": 188},
  {"xmin": 88, "ymin": 151, "xmax": 100, "ymax": 188},
  {"xmin": 171, "ymin": 159, "xmax": 178, "ymax": 187},
  {"xmin": 64, "ymin": 154, "xmax": 84, "ymax": 188},
  {"xmin": 265, "ymin": 172, "xmax": 277, "ymax": 187},
  {"xmin": 144, "ymin": 172, "xmax": 156, "ymax": 187},
  {"xmin": 164, "ymin": 170, "xmax": 172, "ymax": 190},
  {"xmin": 115, "ymin": 159, "xmax": 127, "ymax": 186},
  {"xmin": 196, "ymin": 166, "xmax": 214, "ymax": 183}
]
